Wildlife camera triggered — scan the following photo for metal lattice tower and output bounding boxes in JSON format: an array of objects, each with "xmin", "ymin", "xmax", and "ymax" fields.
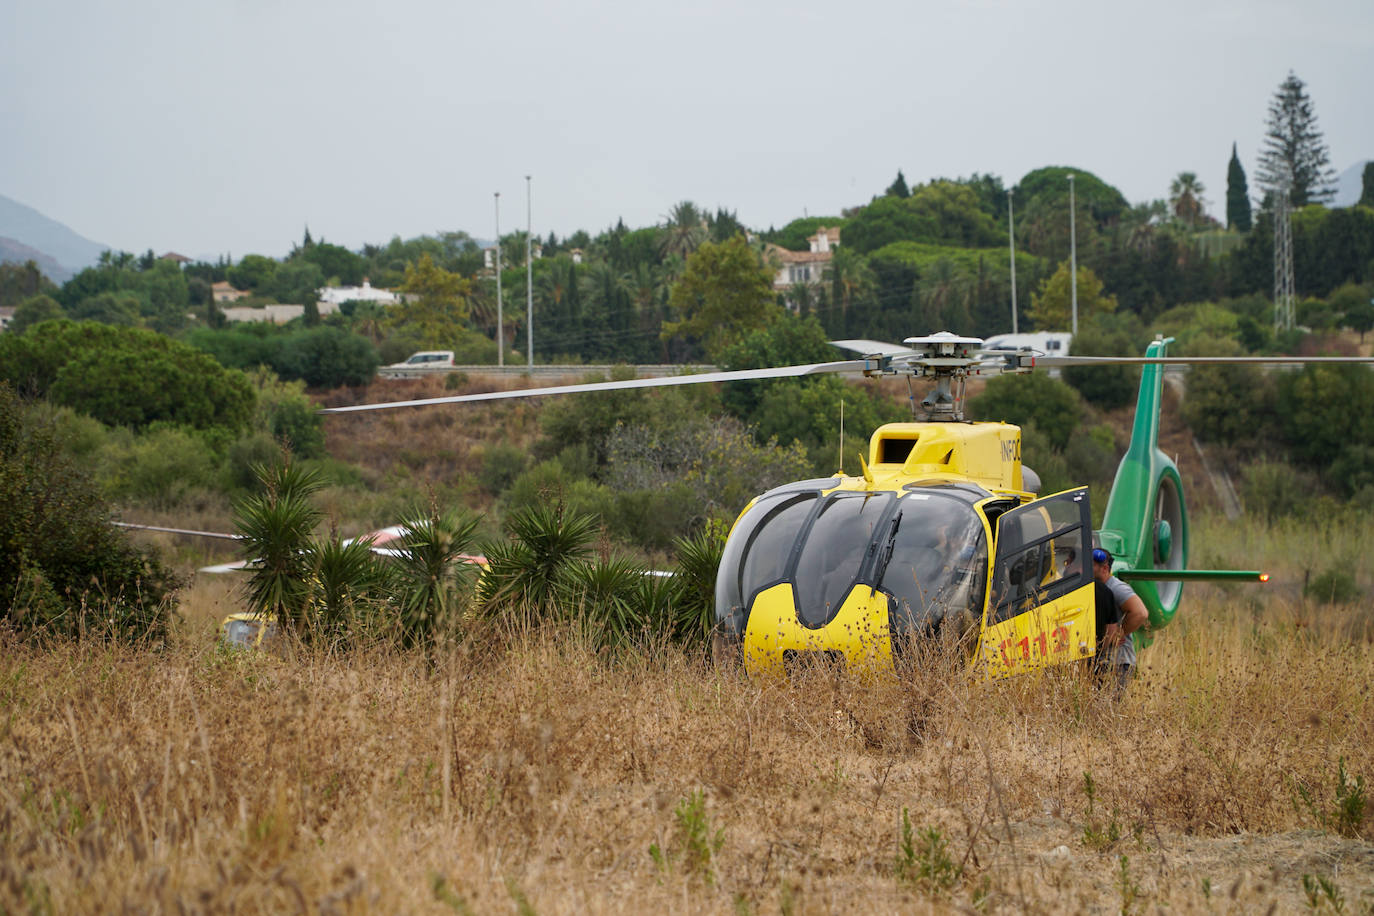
[{"xmin": 1273, "ymin": 186, "xmax": 1295, "ymax": 331}]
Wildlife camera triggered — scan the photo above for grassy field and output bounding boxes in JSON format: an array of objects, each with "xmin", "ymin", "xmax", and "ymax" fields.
[{"xmin": 3, "ymin": 539, "xmax": 1372, "ymax": 915}]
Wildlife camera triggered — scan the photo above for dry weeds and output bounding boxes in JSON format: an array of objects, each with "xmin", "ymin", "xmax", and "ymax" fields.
[{"xmin": 2, "ymin": 575, "xmax": 1371, "ymax": 915}]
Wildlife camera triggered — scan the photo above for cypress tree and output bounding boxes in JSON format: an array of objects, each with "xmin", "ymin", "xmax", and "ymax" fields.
[
  {"xmin": 1226, "ymin": 143, "xmax": 1253, "ymax": 231},
  {"xmin": 885, "ymin": 170, "xmax": 910, "ymax": 198},
  {"xmin": 1256, "ymin": 71, "xmax": 1336, "ymax": 207},
  {"xmin": 1360, "ymin": 162, "xmax": 1374, "ymax": 208}
]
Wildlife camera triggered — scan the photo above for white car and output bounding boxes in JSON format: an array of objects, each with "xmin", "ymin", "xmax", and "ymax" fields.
[{"xmin": 378, "ymin": 351, "xmax": 456, "ymax": 379}]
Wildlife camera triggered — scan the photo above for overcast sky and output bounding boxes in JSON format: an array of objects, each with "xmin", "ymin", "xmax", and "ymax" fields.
[{"xmin": 2, "ymin": 0, "xmax": 1371, "ymax": 261}]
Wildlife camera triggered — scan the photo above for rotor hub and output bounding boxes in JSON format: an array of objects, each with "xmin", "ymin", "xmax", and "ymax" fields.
[{"xmin": 1154, "ymin": 519, "xmax": 1173, "ymax": 565}]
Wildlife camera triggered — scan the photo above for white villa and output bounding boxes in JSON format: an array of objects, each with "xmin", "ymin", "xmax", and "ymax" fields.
[
  {"xmin": 766, "ymin": 226, "xmax": 841, "ymax": 308},
  {"xmin": 317, "ymin": 279, "xmax": 398, "ymax": 307}
]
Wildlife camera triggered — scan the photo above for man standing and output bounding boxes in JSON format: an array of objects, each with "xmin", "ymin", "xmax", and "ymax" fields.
[{"xmin": 1092, "ymin": 548, "xmax": 1149, "ymax": 691}]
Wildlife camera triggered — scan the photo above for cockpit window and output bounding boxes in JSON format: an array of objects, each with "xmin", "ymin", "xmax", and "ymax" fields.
[
  {"xmin": 793, "ymin": 493, "xmax": 892, "ymax": 626},
  {"xmin": 714, "ymin": 485, "xmax": 991, "ymax": 641},
  {"xmin": 988, "ymin": 489, "xmax": 1091, "ymax": 624},
  {"xmin": 715, "ymin": 492, "xmax": 818, "ymax": 632},
  {"xmin": 878, "ymin": 493, "xmax": 987, "ymax": 635}
]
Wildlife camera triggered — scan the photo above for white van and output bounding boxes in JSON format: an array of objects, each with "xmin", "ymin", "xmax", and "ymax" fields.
[{"xmin": 378, "ymin": 350, "xmax": 456, "ymax": 379}]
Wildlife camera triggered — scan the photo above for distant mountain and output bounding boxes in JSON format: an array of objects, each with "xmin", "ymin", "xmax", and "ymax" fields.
[
  {"xmin": 0, "ymin": 236, "xmax": 73, "ymax": 284},
  {"xmin": 1334, "ymin": 160, "xmax": 1371, "ymax": 207},
  {"xmin": 0, "ymin": 193, "xmax": 111, "ymax": 283}
]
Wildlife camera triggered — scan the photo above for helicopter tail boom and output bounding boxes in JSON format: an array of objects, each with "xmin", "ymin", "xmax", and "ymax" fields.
[{"xmin": 1098, "ymin": 337, "xmax": 1188, "ymax": 629}]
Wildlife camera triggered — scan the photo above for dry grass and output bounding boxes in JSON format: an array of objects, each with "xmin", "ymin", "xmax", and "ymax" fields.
[{"xmin": 3, "ymin": 571, "xmax": 1372, "ymax": 915}]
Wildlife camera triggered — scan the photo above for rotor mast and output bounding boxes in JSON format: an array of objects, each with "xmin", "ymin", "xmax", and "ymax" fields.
[{"xmin": 863, "ymin": 333, "xmax": 1002, "ymax": 422}]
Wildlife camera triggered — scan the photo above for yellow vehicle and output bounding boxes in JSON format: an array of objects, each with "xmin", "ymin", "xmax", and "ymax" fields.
[
  {"xmin": 218, "ymin": 611, "xmax": 281, "ymax": 649},
  {"xmin": 323, "ymin": 331, "xmax": 1367, "ymax": 679}
]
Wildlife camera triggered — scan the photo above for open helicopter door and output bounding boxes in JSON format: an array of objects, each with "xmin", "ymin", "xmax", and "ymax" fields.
[{"xmin": 977, "ymin": 487, "xmax": 1095, "ymax": 679}]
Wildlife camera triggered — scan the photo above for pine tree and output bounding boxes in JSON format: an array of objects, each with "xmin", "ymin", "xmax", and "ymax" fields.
[
  {"xmin": 1255, "ymin": 71, "xmax": 1336, "ymax": 207},
  {"xmin": 1360, "ymin": 162, "xmax": 1374, "ymax": 208},
  {"xmin": 1226, "ymin": 143, "xmax": 1253, "ymax": 231},
  {"xmin": 885, "ymin": 170, "xmax": 910, "ymax": 198}
]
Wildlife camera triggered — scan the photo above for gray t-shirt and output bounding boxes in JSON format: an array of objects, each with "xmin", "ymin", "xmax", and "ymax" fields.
[{"xmin": 1106, "ymin": 575, "xmax": 1138, "ymax": 668}]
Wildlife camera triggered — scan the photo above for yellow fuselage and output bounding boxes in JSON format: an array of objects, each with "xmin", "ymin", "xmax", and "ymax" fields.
[{"xmin": 717, "ymin": 422, "xmax": 1099, "ymax": 680}]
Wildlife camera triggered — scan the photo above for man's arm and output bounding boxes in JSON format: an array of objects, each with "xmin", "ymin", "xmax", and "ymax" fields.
[{"xmin": 1119, "ymin": 594, "xmax": 1148, "ymax": 636}]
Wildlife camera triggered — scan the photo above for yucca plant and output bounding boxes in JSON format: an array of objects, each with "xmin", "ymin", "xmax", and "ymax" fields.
[
  {"xmin": 559, "ymin": 555, "xmax": 652, "ymax": 648},
  {"xmin": 234, "ymin": 460, "xmax": 323, "ymax": 631},
  {"xmin": 478, "ymin": 502, "xmax": 598, "ymax": 620},
  {"xmin": 668, "ymin": 523, "xmax": 726, "ymax": 646},
  {"xmin": 390, "ymin": 509, "xmax": 482, "ymax": 648},
  {"xmin": 634, "ymin": 567, "xmax": 680, "ymax": 642},
  {"xmin": 312, "ymin": 534, "xmax": 388, "ymax": 642}
]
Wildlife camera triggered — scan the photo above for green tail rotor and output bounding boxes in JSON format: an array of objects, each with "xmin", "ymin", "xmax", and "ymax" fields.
[{"xmin": 1097, "ymin": 336, "xmax": 1188, "ymax": 630}]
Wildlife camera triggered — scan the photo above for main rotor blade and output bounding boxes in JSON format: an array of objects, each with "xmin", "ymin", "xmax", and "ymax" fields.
[
  {"xmin": 1027, "ymin": 355, "xmax": 1374, "ymax": 368},
  {"xmin": 114, "ymin": 522, "xmax": 243, "ymax": 540},
  {"xmin": 320, "ymin": 360, "xmax": 873, "ymax": 413},
  {"xmin": 830, "ymin": 339, "xmax": 916, "ymax": 358}
]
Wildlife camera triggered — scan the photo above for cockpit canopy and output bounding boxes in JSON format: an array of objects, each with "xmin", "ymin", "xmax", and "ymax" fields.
[{"xmin": 715, "ymin": 483, "xmax": 990, "ymax": 639}]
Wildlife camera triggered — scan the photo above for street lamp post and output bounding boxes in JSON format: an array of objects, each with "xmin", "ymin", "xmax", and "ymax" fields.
[
  {"xmin": 526, "ymin": 175, "xmax": 533, "ymax": 370},
  {"xmin": 1007, "ymin": 189, "xmax": 1018, "ymax": 334},
  {"xmin": 494, "ymin": 192, "xmax": 503, "ymax": 367},
  {"xmin": 1068, "ymin": 173, "xmax": 1078, "ymax": 336}
]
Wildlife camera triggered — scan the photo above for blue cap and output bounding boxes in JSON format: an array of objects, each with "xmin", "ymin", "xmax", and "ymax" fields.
[{"xmin": 1092, "ymin": 548, "xmax": 1111, "ymax": 565}]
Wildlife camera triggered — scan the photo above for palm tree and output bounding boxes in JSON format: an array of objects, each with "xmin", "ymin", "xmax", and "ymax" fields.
[
  {"xmin": 829, "ymin": 247, "xmax": 876, "ymax": 324},
  {"xmin": 659, "ymin": 201, "xmax": 708, "ymax": 261},
  {"xmin": 501, "ymin": 230, "xmax": 530, "ymax": 269},
  {"xmin": 627, "ymin": 262, "xmax": 660, "ymax": 312},
  {"xmin": 1119, "ymin": 200, "xmax": 1168, "ymax": 253},
  {"xmin": 914, "ymin": 258, "xmax": 975, "ymax": 333},
  {"xmin": 1169, "ymin": 173, "xmax": 1207, "ymax": 228},
  {"xmin": 786, "ymin": 280, "xmax": 822, "ymax": 317}
]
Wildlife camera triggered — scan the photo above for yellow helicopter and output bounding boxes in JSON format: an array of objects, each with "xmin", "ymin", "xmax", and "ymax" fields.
[{"xmin": 322, "ymin": 332, "xmax": 1372, "ymax": 680}]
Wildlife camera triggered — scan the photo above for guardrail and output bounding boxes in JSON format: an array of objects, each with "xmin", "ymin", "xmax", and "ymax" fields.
[{"xmin": 378, "ymin": 364, "xmax": 718, "ymax": 379}]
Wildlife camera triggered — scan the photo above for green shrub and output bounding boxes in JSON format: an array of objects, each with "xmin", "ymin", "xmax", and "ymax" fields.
[
  {"xmin": 893, "ymin": 809, "xmax": 960, "ymax": 892},
  {"xmin": 47, "ymin": 406, "xmax": 110, "ymax": 461},
  {"xmin": 1065, "ymin": 320, "xmax": 1142, "ymax": 409},
  {"xmin": 0, "ymin": 320, "xmax": 255, "ymax": 433},
  {"xmin": 476, "ymin": 442, "xmax": 529, "ymax": 495},
  {"xmin": 101, "ymin": 425, "xmax": 223, "ymax": 507},
  {"xmin": 8, "ymin": 294, "xmax": 65, "ymax": 334},
  {"xmin": 500, "ymin": 460, "xmax": 614, "ymax": 524},
  {"xmin": 968, "ymin": 372, "xmax": 1082, "ymax": 450},
  {"xmin": 226, "ymin": 432, "xmax": 286, "ymax": 491},
  {"xmin": 1304, "ymin": 566, "xmax": 1360, "ymax": 604},
  {"xmin": 558, "ymin": 555, "xmax": 654, "ymax": 648},
  {"xmin": 1062, "ymin": 423, "xmax": 1119, "ymax": 487},
  {"xmin": 1018, "ymin": 422, "xmax": 1074, "ymax": 495},
  {"xmin": 184, "ymin": 324, "xmax": 283, "ymax": 370},
  {"xmin": 0, "ymin": 385, "xmax": 180, "ymax": 642},
  {"xmin": 669, "ymin": 524, "xmax": 727, "ymax": 646},
  {"xmin": 245, "ymin": 367, "xmax": 326, "ymax": 459},
  {"xmin": 273, "ymin": 326, "xmax": 379, "ymax": 388},
  {"xmin": 610, "ymin": 484, "xmax": 699, "ymax": 553},
  {"xmin": 1240, "ymin": 460, "xmax": 1315, "ymax": 521}
]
